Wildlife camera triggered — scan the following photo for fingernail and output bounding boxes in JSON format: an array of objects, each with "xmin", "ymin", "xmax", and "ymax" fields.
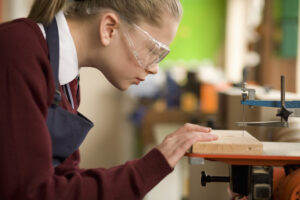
[{"xmin": 213, "ymin": 135, "xmax": 218, "ymax": 139}]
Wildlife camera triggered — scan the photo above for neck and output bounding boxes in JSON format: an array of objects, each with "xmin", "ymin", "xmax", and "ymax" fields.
[{"xmin": 66, "ymin": 15, "xmax": 102, "ymax": 68}]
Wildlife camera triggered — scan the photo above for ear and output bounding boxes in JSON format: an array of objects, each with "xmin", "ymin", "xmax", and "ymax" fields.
[{"xmin": 98, "ymin": 12, "xmax": 120, "ymax": 46}]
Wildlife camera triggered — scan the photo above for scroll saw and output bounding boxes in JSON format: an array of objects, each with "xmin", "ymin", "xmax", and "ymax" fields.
[
  {"xmin": 187, "ymin": 76, "xmax": 300, "ymax": 200},
  {"xmin": 236, "ymin": 75, "xmax": 300, "ymax": 127}
]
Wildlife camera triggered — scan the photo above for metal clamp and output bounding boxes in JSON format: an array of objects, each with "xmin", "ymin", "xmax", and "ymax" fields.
[{"xmin": 242, "ymin": 82, "xmax": 256, "ymax": 101}]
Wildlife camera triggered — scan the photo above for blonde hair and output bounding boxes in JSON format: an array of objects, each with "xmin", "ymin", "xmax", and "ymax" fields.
[
  {"xmin": 28, "ymin": 0, "xmax": 182, "ymax": 26},
  {"xmin": 28, "ymin": 0, "xmax": 67, "ymax": 25}
]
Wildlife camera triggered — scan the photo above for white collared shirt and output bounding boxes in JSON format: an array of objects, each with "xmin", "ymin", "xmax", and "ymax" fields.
[{"xmin": 37, "ymin": 11, "xmax": 79, "ymax": 85}]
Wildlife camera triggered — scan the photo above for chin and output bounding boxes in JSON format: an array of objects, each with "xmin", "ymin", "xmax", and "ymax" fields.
[
  {"xmin": 106, "ymin": 77, "xmax": 131, "ymax": 91},
  {"xmin": 118, "ymin": 87, "xmax": 128, "ymax": 91},
  {"xmin": 114, "ymin": 82, "xmax": 130, "ymax": 91}
]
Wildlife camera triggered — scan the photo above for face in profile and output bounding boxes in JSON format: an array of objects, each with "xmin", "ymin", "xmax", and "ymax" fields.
[{"xmin": 99, "ymin": 13, "xmax": 180, "ymax": 91}]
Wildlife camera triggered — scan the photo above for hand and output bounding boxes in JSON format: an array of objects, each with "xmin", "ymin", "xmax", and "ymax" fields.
[
  {"xmin": 156, "ymin": 123, "xmax": 218, "ymax": 168},
  {"xmin": 227, "ymin": 187, "xmax": 248, "ymax": 200}
]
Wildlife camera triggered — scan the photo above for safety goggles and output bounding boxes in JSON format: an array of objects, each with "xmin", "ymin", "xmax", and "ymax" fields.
[{"xmin": 123, "ymin": 23, "xmax": 170, "ymax": 70}]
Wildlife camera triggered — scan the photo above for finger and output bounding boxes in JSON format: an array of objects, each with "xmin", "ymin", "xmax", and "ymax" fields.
[
  {"xmin": 180, "ymin": 131, "xmax": 218, "ymax": 142},
  {"xmin": 174, "ymin": 135, "xmax": 200, "ymax": 156},
  {"xmin": 175, "ymin": 132, "xmax": 218, "ymax": 152},
  {"xmin": 195, "ymin": 132, "xmax": 218, "ymax": 141},
  {"xmin": 157, "ymin": 132, "xmax": 217, "ymax": 168},
  {"xmin": 180, "ymin": 123, "xmax": 212, "ymax": 133},
  {"xmin": 177, "ymin": 132, "xmax": 218, "ymax": 153}
]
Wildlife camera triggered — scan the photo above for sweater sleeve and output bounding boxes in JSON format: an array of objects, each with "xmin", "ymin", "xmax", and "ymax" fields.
[{"xmin": 0, "ymin": 19, "xmax": 173, "ymax": 200}]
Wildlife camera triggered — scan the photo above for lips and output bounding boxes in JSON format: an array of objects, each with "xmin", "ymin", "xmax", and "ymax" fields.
[
  {"xmin": 136, "ymin": 78, "xmax": 145, "ymax": 81},
  {"xmin": 134, "ymin": 78, "xmax": 145, "ymax": 85}
]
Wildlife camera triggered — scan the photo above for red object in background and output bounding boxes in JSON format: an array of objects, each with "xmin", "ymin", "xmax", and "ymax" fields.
[
  {"xmin": 273, "ymin": 168, "xmax": 300, "ymax": 200},
  {"xmin": 200, "ymin": 82, "xmax": 231, "ymax": 114},
  {"xmin": 200, "ymin": 83, "xmax": 218, "ymax": 114}
]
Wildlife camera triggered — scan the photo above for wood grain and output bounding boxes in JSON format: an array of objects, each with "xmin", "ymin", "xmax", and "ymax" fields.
[{"xmin": 192, "ymin": 130, "xmax": 263, "ymax": 155}]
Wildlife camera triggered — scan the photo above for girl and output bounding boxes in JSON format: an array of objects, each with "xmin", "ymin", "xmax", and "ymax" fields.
[{"xmin": 0, "ymin": 0, "xmax": 217, "ymax": 199}]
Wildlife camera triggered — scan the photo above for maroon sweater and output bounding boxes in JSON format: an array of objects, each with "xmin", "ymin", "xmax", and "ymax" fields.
[{"xmin": 0, "ymin": 18, "xmax": 172, "ymax": 200}]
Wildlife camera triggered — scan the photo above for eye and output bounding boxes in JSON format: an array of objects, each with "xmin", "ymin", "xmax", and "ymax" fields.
[
  {"xmin": 148, "ymin": 45, "xmax": 160, "ymax": 55},
  {"xmin": 148, "ymin": 46, "xmax": 154, "ymax": 52}
]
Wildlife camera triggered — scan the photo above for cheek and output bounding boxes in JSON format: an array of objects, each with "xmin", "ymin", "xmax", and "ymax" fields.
[
  {"xmin": 103, "ymin": 55, "xmax": 138, "ymax": 89},
  {"xmin": 111, "ymin": 44, "xmax": 140, "ymax": 76},
  {"xmin": 102, "ymin": 36, "xmax": 144, "ymax": 89},
  {"xmin": 111, "ymin": 50, "xmax": 135, "ymax": 75},
  {"xmin": 118, "ymin": 33, "xmax": 142, "ymax": 68}
]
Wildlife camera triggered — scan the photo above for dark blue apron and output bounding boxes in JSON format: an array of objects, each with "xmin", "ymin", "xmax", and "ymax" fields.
[{"xmin": 44, "ymin": 19, "xmax": 94, "ymax": 167}]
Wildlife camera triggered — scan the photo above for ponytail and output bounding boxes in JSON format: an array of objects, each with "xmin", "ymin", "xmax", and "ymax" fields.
[{"xmin": 28, "ymin": 0, "xmax": 67, "ymax": 25}]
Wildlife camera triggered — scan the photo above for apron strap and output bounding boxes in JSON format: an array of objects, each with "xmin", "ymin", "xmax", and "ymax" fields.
[
  {"xmin": 44, "ymin": 17, "xmax": 94, "ymax": 167},
  {"xmin": 44, "ymin": 19, "xmax": 61, "ymax": 105}
]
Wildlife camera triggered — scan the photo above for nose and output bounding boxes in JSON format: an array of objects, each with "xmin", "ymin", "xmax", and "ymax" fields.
[{"xmin": 146, "ymin": 63, "xmax": 159, "ymax": 74}]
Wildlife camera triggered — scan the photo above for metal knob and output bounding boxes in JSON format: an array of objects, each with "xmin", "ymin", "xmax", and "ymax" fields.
[{"xmin": 201, "ymin": 171, "xmax": 230, "ymax": 186}]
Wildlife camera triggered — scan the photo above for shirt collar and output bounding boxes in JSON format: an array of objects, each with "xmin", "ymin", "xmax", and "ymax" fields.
[{"xmin": 37, "ymin": 11, "xmax": 79, "ymax": 85}]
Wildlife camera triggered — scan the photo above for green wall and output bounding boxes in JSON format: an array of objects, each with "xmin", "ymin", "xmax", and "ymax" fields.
[
  {"xmin": 273, "ymin": 0, "xmax": 299, "ymax": 58},
  {"xmin": 163, "ymin": 0, "xmax": 226, "ymax": 66}
]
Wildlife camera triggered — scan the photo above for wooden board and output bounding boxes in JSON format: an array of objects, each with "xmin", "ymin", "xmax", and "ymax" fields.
[
  {"xmin": 263, "ymin": 142, "xmax": 300, "ymax": 156},
  {"xmin": 192, "ymin": 130, "xmax": 263, "ymax": 155}
]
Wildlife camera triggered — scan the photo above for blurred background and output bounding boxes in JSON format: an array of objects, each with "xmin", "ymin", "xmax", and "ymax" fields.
[{"xmin": 1, "ymin": 0, "xmax": 299, "ymax": 199}]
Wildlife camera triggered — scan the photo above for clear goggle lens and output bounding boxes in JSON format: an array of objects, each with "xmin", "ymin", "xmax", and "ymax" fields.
[{"xmin": 125, "ymin": 24, "xmax": 170, "ymax": 70}]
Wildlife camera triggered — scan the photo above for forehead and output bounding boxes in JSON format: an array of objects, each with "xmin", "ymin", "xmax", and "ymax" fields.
[{"xmin": 137, "ymin": 16, "xmax": 180, "ymax": 46}]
